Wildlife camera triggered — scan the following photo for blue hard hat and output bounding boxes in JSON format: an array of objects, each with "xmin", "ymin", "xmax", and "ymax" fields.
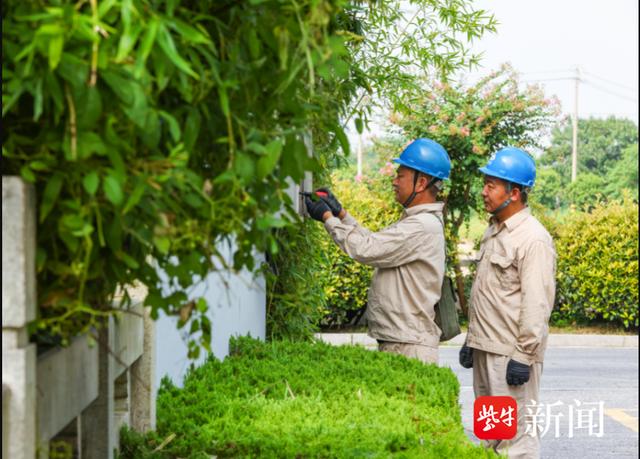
[
  {"xmin": 392, "ymin": 138, "xmax": 451, "ymax": 180},
  {"xmin": 479, "ymin": 147, "xmax": 536, "ymax": 187}
]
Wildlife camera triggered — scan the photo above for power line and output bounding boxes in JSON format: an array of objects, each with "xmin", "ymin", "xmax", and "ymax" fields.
[
  {"xmin": 521, "ymin": 77, "xmax": 576, "ymax": 83},
  {"xmin": 581, "ymin": 79, "xmax": 639, "ymax": 103},
  {"xmin": 581, "ymin": 70, "xmax": 638, "ymax": 93},
  {"xmin": 519, "ymin": 69, "xmax": 574, "ymax": 76}
]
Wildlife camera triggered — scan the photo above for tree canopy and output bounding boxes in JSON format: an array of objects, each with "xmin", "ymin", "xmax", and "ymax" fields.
[{"xmin": 2, "ymin": 0, "xmax": 496, "ymax": 353}]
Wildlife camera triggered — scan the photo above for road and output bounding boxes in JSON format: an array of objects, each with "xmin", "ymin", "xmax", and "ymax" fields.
[{"xmin": 440, "ymin": 347, "xmax": 639, "ymax": 459}]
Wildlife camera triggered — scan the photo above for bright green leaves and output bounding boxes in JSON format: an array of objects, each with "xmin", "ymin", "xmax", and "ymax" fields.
[
  {"xmin": 156, "ymin": 22, "xmax": 199, "ymax": 79},
  {"xmin": 554, "ymin": 198, "xmax": 638, "ymax": 330},
  {"xmin": 256, "ymin": 140, "xmax": 283, "ymax": 180},
  {"xmin": 103, "ymin": 174, "xmax": 124, "ymax": 206},
  {"xmin": 2, "ymin": 0, "xmax": 499, "ymax": 358},
  {"xmin": 83, "ymin": 171, "xmax": 100, "ymax": 195},
  {"xmin": 40, "ymin": 173, "xmax": 65, "ymax": 222},
  {"xmin": 135, "ymin": 17, "xmax": 159, "ymax": 77},
  {"xmin": 48, "ymin": 35, "xmax": 64, "ymax": 70}
]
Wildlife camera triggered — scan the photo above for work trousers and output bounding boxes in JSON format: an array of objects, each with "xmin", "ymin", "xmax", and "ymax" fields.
[
  {"xmin": 473, "ymin": 349, "xmax": 543, "ymax": 459},
  {"xmin": 378, "ymin": 341, "xmax": 439, "ymax": 365}
]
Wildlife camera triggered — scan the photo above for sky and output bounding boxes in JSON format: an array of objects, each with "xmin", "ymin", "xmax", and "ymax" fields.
[
  {"xmin": 348, "ymin": 0, "xmax": 639, "ymax": 156},
  {"xmin": 466, "ymin": 0, "xmax": 639, "ymax": 123}
]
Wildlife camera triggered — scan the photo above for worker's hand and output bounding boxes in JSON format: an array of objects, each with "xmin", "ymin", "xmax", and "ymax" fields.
[
  {"xmin": 315, "ymin": 187, "xmax": 343, "ymax": 217},
  {"xmin": 459, "ymin": 345, "xmax": 473, "ymax": 369},
  {"xmin": 304, "ymin": 196, "xmax": 331, "ymax": 222},
  {"xmin": 506, "ymin": 359, "xmax": 530, "ymax": 386}
]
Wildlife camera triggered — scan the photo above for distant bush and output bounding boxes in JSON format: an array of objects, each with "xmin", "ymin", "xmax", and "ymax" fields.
[
  {"xmin": 119, "ymin": 337, "xmax": 495, "ymax": 458},
  {"xmin": 318, "ymin": 173, "xmax": 401, "ymax": 327},
  {"xmin": 553, "ymin": 196, "xmax": 638, "ymax": 329}
]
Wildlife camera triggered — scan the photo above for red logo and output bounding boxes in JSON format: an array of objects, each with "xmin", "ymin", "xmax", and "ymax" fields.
[{"xmin": 473, "ymin": 396, "xmax": 517, "ymax": 440}]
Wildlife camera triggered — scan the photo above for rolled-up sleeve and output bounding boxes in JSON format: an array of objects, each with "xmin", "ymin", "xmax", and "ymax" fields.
[
  {"xmin": 324, "ymin": 215, "xmax": 432, "ymax": 269},
  {"xmin": 512, "ymin": 240, "xmax": 557, "ymax": 364}
]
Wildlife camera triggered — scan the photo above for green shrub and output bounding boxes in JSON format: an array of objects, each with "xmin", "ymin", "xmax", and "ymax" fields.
[
  {"xmin": 554, "ymin": 196, "xmax": 638, "ymax": 329},
  {"xmin": 265, "ymin": 220, "xmax": 328, "ymax": 341},
  {"xmin": 119, "ymin": 337, "xmax": 495, "ymax": 458},
  {"xmin": 319, "ymin": 174, "xmax": 401, "ymax": 327}
]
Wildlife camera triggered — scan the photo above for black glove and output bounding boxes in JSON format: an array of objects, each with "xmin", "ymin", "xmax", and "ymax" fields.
[
  {"xmin": 459, "ymin": 345, "xmax": 473, "ymax": 369},
  {"xmin": 304, "ymin": 196, "xmax": 331, "ymax": 222},
  {"xmin": 315, "ymin": 187, "xmax": 342, "ymax": 217},
  {"xmin": 506, "ymin": 359, "xmax": 530, "ymax": 386}
]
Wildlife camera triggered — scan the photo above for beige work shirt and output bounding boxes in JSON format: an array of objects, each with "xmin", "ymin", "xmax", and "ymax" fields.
[
  {"xmin": 466, "ymin": 207, "xmax": 556, "ymax": 365},
  {"xmin": 324, "ymin": 203, "xmax": 446, "ymax": 348}
]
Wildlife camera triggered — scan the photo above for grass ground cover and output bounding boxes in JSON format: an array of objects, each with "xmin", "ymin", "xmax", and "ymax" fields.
[{"xmin": 119, "ymin": 337, "xmax": 496, "ymax": 458}]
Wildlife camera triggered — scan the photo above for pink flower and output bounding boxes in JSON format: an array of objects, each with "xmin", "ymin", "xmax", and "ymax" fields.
[
  {"xmin": 475, "ymin": 116, "xmax": 485, "ymax": 124},
  {"xmin": 448, "ymin": 125, "xmax": 458, "ymax": 135},
  {"xmin": 456, "ymin": 113, "xmax": 466, "ymax": 122},
  {"xmin": 428, "ymin": 125, "xmax": 438, "ymax": 133},
  {"xmin": 378, "ymin": 162, "xmax": 395, "ymax": 177},
  {"xmin": 433, "ymin": 106, "xmax": 441, "ymax": 113},
  {"xmin": 472, "ymin": 145, "xmax": 483, "ymax": 154},
  {"xmin": 355, "ymin": 174, "xmax": 363, "ymax": 183},
  {"xmin": 460, "ymin": 127, "xmax": 470, "ymax": 137}
]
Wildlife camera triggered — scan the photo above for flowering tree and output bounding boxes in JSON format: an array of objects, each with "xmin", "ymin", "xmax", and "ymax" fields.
[{"xmin": 391, "ymin": 64, "xmax": 560, "ymax": 311}]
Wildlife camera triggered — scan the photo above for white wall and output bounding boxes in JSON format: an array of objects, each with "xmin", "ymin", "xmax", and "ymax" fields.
[{"xmin": 154, "ymin": 239, "xmax": 266, "ymax": 389}]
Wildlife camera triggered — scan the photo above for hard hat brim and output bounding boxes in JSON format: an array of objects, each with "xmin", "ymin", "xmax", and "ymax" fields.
[{"xmin": 392, "ymin": 157, "xmax": 449, "ymax": 180}]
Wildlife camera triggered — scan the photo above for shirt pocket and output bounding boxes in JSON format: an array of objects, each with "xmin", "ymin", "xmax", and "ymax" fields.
[{"xmin": 488, "ymin": 252, "xmax": 519, "ymax": 288}]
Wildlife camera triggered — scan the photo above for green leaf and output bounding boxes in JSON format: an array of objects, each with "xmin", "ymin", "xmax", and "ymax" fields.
[
  {"xmin": 117, "ymin": 250, "xmax": 140, "ymax": 269},
  {"xmin": 19, "ymin": 165, "xmax": 36, "ymax": 183},
  {"xmin": 98, "ymin": 0, "xmax": 118, "ymax": 18},
  {"xmin": 156, "ymin": 22, "xmax": 198, "ymax": 79},
  {"xmin": 355, "ymin": 117, "xmax": 364, "ymax": 134},
  {"xmin": 167, "ymin": 18, "xmax": 211, "ymax": 44},
  {"xmin": 101, "ymin": 69, "xmax": 134, "ymax": 105},
  {"xmin": 159, "ymin": 110, "xmax": 181, "ymax": 142},
  {"xmin": 44, "ymin": 71, "xmax": 64, "ymax": 116},
  {"xmin": 123, "ymin": 180, "xmax": 146, "ymax": 215},
  {"xmin": 233, "ymin": 152, "xmax": 255, "ymax": 181},
  {"xmin": 76, "ymin": 86, "xmax": 103, "ymax": 129},
  {"xmin": 83, "ymin": 171, "xmax": 99, "ymax": 195},
  {"xmin": 48, "ymin": 35, "xmax": 64, "ymax": 70},
  {"xmin": 140, "ymin": 110, "xmax": 161, "ymax": 149},
  {"xmin": 332, "ymin": 124, "xmax": 350, "ymax": 156},
  {"xmin": 32, "ymin": 78, "xmax": 44, "ymax": 121},
  {"xmin": 153, "ymin": 236, "xmax": 170, "ymax": 254},
  {"xmin": 57, "ymin": 53, "xmax": 89, "ymax": 88},
  {"xmin": 134, "ymin": 17, "xmax": 159, "ymax": 78},
  {"xmin": 29, "ymin": 161, "xmax": 49, "ymax": 171},
  {"xmin": 115, "ymin": 23, "xmax": 142, "ymax": 63},
  {"xmin": 77, "ymin": 132, "xmax": 107, "ymax": 159},
  {"xmin": 183, "ymin": 108, "xmax": 201, "ymax": 151},
  {"xmin": 40, "ymin": 173, "xmax": 64, "ymax": 222},
  {"xmin": 256, "ymin": 215, "xmax": 288, "ymax": 230},
  {"xmin": 196, "ymin": 297, "xmax": 207, "ymax": 313},
  {"xmin": 256, "ymin": 139, "xmax": 283, "ymax": 179},
  {"xmin": 103, "ymin": 174, "xmax": 123, "ymax": 206},
  {"xmin": 218, "ymin": 86, "xmax": 230, "ymax": 117}
]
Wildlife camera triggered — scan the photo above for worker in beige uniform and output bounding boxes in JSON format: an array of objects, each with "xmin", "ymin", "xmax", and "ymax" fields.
[
  {"xmin": 459, "ymin": 147, "xmax": 556, "ymax": 458},
  {"xmin": 304, "ymin": 138, "xmax": 451, "ymax": 364}
]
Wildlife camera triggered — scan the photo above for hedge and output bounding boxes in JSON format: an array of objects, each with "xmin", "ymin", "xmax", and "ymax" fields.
[
  {"xmin": 552, "ymin": 197, "xmax": 638, "ymax": 329},
  {"xmin": 118, "ymin": 337, "xmax": 495, "ymax": 458}
]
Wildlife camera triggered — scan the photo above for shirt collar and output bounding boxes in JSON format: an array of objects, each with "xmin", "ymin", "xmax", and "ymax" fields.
[
  {"xmin": 489, "ymin": 207, "xmax": 531, "ymax": 235},
  {"xmin": 403, "ymin": 202, "xmax": 445, "ymax": 217}
]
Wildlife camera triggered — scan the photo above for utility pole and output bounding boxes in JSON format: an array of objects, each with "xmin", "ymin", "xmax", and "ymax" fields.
[{"xmin": 571, "ymin": 66, "xmax": 580, "ymax": 182}]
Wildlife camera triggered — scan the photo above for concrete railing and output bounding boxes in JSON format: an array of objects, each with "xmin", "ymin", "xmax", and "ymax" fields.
[{"xmin": 2, "ymin": 176, "xmax": 155, "ymax": 458}]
